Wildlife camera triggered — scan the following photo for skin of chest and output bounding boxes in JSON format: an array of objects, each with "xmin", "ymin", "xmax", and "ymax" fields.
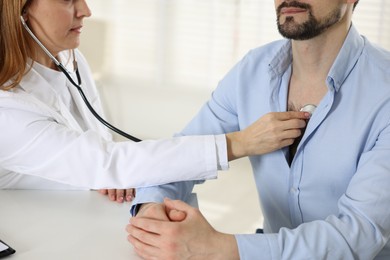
[{"xmin": 287, "ymin": 78, "xmax": 328, "ymax": 112}]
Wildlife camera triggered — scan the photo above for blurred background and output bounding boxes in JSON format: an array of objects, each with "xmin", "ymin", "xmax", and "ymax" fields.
[{"xmin": 79, "ymin": 0, "xmax": 390, "ymax": 234}]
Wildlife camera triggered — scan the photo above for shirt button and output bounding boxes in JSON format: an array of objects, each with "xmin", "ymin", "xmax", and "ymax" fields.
[{"xmin": 290, "ymin": 187, "xmax": 297, "ymax": 193}]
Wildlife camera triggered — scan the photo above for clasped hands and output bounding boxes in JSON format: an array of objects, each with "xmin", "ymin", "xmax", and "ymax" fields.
[{"xmin": 127, "ymin": 198, "xmax": 239, "ymax": 260}]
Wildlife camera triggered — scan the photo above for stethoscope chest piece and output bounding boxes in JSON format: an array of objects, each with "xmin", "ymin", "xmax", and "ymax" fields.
[{"xmin": 300, "ymin": 104, "xmax": 317, "ymax": 116}]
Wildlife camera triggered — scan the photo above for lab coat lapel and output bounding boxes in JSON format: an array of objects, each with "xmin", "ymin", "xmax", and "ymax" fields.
[
  {"xmin": 66, "ymin": 50, "xmax": 113, "ymax": 140},
  {"xmin": 18, "ymin": 67, "xmax": 84, "ymax": 132},
  {"xmin": 66, "ymin": 81, "xmax": 106, "ymax": 135}
]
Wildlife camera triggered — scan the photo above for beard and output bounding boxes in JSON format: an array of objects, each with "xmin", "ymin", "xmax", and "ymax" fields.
[{"xmin": 276, "ymin": 1, "xmax": 342, "ymax": 40}]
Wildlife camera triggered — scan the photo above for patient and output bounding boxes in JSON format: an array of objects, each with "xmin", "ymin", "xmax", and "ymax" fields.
[{"xmin": 127, "ymin": 0, "xmax": 390, "ymax": 259}]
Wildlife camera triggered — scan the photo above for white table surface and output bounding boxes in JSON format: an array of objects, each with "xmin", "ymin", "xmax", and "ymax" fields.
[{"xmin": 0, "ymin": 190, "xmax": 141, "ymax": 260}]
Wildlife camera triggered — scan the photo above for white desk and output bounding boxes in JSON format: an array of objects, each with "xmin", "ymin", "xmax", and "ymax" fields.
[{"xmin": 0, "ymin": 190, "xmax": 140, "ymax": 260}]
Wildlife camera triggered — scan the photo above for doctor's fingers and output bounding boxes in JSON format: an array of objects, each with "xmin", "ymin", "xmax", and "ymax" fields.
[
  {"xmin": 104, "ymin": 189, "xmax": 117, "ymax": 202},
  {"xmin": 103, "ymin": 189, "xmax": 134, "ymax": 203},
  {"xmin": 267, "ymin": 111, "xmax": 310, "ymax": 121},
  {"xmin": 242, "ymin": 119, "xmax": 303, "ymax": 149},
  {"xmin": 125, "ymin": 188, "xmax": 135, "ymax": 202},
  {"xmin": 265, "ymin": 116, "xmax": 307, "ymax": 132},
  {"xmin": 266, "ymin": 128, "xmax": 303, "ymax": 147},
  {"xmin": 246, "ymin": 113, "xmax": 306, "ymax": 139},
  {"xmin": 244, "ymin": 127, "xmax": 302, "ymax": 156}
]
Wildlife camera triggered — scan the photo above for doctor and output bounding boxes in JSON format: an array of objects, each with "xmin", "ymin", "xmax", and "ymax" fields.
[{"xmin": 0, "ymin": 0, "xmax": 309, "ymax": 202}]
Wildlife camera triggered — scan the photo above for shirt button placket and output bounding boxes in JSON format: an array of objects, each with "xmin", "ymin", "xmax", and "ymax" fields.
[{"xmin": 289, "ymin": 153, "xmax": 304, "ymax": 227}]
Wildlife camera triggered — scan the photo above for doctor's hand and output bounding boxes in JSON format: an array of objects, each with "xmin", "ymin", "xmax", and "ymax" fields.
[
  {"xmin": 98, "ymin": 189, "xmax": 135, "ymax": 203},
  {"xmin": 226, "ymin": 111, "xmax": 310, "ymax": 160},
  {"xmin": 127, "ymin": 198, "xmax": 239, "ymax": 260}
]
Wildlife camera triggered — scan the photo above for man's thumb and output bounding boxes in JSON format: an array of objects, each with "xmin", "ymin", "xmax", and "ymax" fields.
[{"xmin": 164, "ymin": 198, "xmax": 189, "ymax": 222}]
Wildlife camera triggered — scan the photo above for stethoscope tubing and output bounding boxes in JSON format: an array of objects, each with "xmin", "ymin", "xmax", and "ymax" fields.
[
  {"xmin": 58, "ymin": 64, "xmax": 142, "ymax": 142},
  {"xmin": 20, "ymin": 16, "xmax": 142, "ymax": 142}
]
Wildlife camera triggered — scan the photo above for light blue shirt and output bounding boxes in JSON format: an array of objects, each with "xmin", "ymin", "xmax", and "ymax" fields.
[{"xmin": 132, "ymin": 25, "xmax": 390, "ymax": 259}]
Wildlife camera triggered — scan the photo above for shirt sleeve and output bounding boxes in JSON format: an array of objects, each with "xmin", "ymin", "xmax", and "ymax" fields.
[
  {"xmin": 235, "ymin": 120, "xmax": 390, "ymax": 260},
  {"xmin": 130, "ymin": 181, "xmax": 197, "ymax": 216}
]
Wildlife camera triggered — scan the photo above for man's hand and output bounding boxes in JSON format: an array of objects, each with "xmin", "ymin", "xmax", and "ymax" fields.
[
  {"xmin": 226, "ymin": 111, "xmax": 310, "ymax": 160},
  {"xmin": 127, "ymin": 198, "xmax": 239, "ymax": 260},
  {"xmin": 98, "ymin": 189, "xmax": 135, "ymax": 203},
  {"xmin": 135, "ymin": 202, "xmax": 172, "ymax": 221}
]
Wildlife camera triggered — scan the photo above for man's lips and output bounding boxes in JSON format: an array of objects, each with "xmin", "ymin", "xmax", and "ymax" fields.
[{"xmin": 280, "ymin": 7, "xmax": 307, "ymax": 15}]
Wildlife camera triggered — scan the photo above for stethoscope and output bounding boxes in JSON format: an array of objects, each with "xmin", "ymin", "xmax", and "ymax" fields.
[
  {"xmin": 20, "ymin": 16, "xmax": 142, "ymax": 142},
  {"xmin": 300, "ymin": 104, "xmax": 316, "ymax": 115}
]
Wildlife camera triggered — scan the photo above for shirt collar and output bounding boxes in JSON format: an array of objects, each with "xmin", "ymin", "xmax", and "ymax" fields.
[
  {"xmin": 268, "ymin": 24, "xmax": 365, "ymax": 92},
  {"xmin": 327, "ymin": 24, "xmax": 365, "ymax": 92},
  {"xmin": 268, "ymin": 40, "xmax": 292, "ymax": 78}
]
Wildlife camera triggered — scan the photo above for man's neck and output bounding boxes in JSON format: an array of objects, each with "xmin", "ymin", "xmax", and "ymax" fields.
[
  {"xmin": 291, "ymin": 19, "xmax": 352, "ymax": 83},
  {"xmin": 286, "ymin": 13, "xmax": 353, "ymax": 113}
]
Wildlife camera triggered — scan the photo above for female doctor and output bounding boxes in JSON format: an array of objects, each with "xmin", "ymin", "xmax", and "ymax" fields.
[{"xmin": 0, "ymin": 0, "xmax": 308, "ymax": 202}]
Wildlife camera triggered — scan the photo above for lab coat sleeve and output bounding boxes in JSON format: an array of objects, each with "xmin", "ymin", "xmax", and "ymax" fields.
[{"xmin": 0, "ymin": 105, "xmax": 225, "ymax": 189}]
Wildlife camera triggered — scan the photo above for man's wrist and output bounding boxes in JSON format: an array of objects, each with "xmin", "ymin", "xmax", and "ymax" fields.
[{"xmin": 209, "ymin": 233, "xmax": 239, "ymax": 260}]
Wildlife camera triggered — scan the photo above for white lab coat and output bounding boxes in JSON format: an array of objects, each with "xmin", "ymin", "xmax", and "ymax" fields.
[{"xmin": 0, "ymin": 50, "xmax": 226, "ymax": 190}]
